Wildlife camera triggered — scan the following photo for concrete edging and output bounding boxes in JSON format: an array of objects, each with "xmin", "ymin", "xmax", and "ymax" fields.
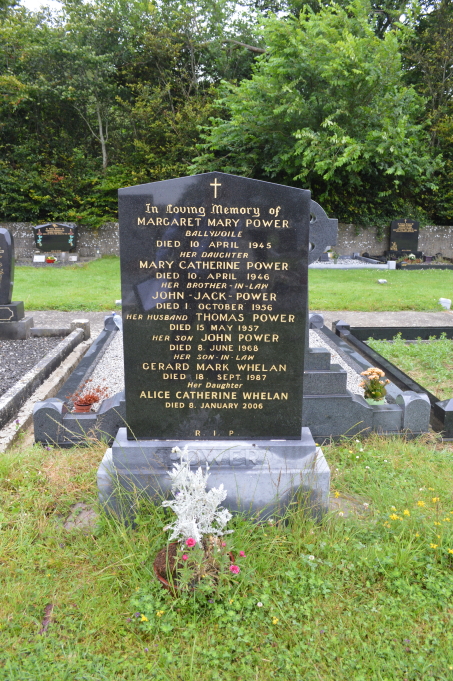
[
  {"xmin": 0, "ymin": 329, "xmax": 84, "ymax": 431},
  {"xmin": 0, "ymin": 338, "xmax": 93, "ymax": 452}
]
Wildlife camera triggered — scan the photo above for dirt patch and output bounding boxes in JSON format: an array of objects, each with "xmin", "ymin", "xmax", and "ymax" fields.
[{"xmin": 329, "ymin": 493, "xmax": 371, "ymax": 518}]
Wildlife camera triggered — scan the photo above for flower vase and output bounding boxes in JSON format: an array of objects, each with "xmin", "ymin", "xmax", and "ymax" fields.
[
  {"xmin": 153, "ymin": 542, "xmax": 236, "ymax": 594},
  {"xmin": 365, "ymin": 397, "xmax": 386, "ymax": 406},
  {"xmin": 73, "ymin": 402, "xmax": 92, "ymax": 413},
  {"xmin": 153, "ymin": 542, "xmax": 180, "ymax": 594}
]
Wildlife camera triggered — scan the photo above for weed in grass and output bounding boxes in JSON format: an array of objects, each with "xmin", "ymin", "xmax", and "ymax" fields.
[
  {"xmin": 368, "ymin": 332, "xmax": 453, "ymax": 399},
  {"xmin": 1, "ymin": 434, "xmax": 453, "ymax": 679}
]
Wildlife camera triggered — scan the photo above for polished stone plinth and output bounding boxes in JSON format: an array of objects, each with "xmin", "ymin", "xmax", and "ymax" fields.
[
  {"xmin": 97, "ymin": 427, "xmax": 330, "ymax": 520},
  {"xmin": 0, "ymin": 301, "xmax": 24, "ymax": 322}
]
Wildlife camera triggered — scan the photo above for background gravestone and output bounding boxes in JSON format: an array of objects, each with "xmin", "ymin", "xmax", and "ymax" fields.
[
  {"xmin": 0, "ymin": 227, "xmax": 33, "ymax": 338},
  {"xmin": 308, "ymin": 200, "xmax": 338, "ymax": 264},
  {"xmin": 32, "ymin": 223, "xmax": 78, "ymax": 253},
  {"xmin": 0, "ymin": 227, "xmax": 14, "ymax": 306},
  {"xmin": 119, "ymin": 172, "xmax": 310, "ymax": 440},
  {"xmin": 389, "ymin": 219, "xmax": 420, "ymax": 254}
]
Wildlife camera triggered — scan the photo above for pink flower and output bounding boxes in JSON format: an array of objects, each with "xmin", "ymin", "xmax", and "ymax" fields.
[
  {"xmin": 221, "ymin": 541, "xmax": 226, "ymax": 547},
  {"xmin": 182, "ymin": 554, "xmax": 188, "ymax": 561},
  {"xmin": 185, "ymin": 538, "xmax": 196, "ymax": 547},
  {"xmin": 229, "ymin": 565, "xmax": 240, "ymax": 574},
  {"xmin": 239, "ymin": 551, "xmax": 246, "ymax": 557}
]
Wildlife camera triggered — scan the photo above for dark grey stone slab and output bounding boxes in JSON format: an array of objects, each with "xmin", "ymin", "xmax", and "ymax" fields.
[
  {"xmin": 302, "ymin": 392, "xmax": 401, "ymax": 440},
  {"xmin": 434, "ymin": 399, "xmax": 453, "ymax": 438},
  {"xmin": 98, "ymin": 426, "xmax": 329, "ymax": 519},
  {"xmin": 304, "ymin": 347, "xmax": 332, "ymax": 371},
  {"xmin": 371, "ymin": 402, "xmax": 402, "ymax": 434},
  {"xmin": 33, "ymin": 398, "xmax": 68, "ymax": 444},
  {"xmin": 34, "ymin": 391, "xmax": 126, "ymax": 447},
  {"xmin": 303, "ymin": 364, "xmax": 348, "ymax": 396},
  {"xmin": 119, "ymin": 172, "xmax": 311, "ymax": 441},
  {"xmin": 0, "ymin": 228, "xmax": 14, "ymax": 305},
  {"xmin": 0, "ymin": 301, "xmax": 24, "ymax": 322}
]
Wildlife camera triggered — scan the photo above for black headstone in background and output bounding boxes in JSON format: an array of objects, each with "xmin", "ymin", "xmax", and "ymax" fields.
[
  {"xmin": 32, "ymin": 223, "xmax": 78, "ymax": 252},
  {"xmin": 0, "ymin": 227, "xmax": 14, "ymax": 305},
  {"xmin": 389, "ymin": 219, "xmax": 419, "ymax": 254},
  {"xmin": 119, "ymin": 172, "xmax": 310, "ymax": 440}
]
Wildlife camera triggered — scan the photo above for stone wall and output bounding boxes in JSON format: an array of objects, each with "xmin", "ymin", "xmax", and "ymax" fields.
[
  {"xmin": 335, "ymin": 223, "xmax": 453, "ymax": 257},
  {"xmin": 3, "ymin": 220, "xmax": 453, "ymax": 259},
  {"xmin": 2, "ymin": 222, "xmax": 119, "ymax": 260}
]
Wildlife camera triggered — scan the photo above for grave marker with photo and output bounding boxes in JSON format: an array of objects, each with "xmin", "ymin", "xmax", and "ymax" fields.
[{"xmin": 32, "ymin": 223, "xmax": 78, "ymax": 261}]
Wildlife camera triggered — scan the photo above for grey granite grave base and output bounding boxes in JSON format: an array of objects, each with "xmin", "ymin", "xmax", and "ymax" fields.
[
  {"xmin": 97, "ymin": 427, "xmax": 329, "ymax": 520},
  {"xmin": 34, "ymin": 391, "xmax": 126, "ymax": 447},
  {"xmin": 302, "ymin": 314, "xmax": 431, "ymax": 441},
  {"xmin": 0, "ymin": 316, "xmax": 33, "ymax": 339}
]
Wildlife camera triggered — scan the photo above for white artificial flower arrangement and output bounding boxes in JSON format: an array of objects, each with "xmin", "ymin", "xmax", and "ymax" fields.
[
  {"xmin": 154, "ymin": 446, "xmax": 245, "ymax": 594},
  {"xmin": 162, "ymin": 445, "xmax": 233, "ymax": 544}
]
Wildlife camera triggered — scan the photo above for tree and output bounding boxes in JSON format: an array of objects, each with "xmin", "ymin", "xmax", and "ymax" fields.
[
  {"xmin": 403, "ymin": 0, "xmax": 453, "ymax": 221},
  {"xmin": 0, "ymin": 0, "xmax": 260, "ymax": 224},
  {"xmin": 192, "ymin": 0, "xmax": 440, "ymax": 226}
]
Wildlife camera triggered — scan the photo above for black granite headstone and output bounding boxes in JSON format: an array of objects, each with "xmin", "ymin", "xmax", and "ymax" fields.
[
  {"xmin": 389, "ymin": 219, "xmax": 419, "ymax": 254},
  {"xmin": 119, "ymin": 172, "xmax": 310, "ymax": 440},
  {"xmin": 32, "ymin": 223, "xmax": 78, "ymax": 252},
  {"xmin": 0, "ymin": 227, "xmax": 14, "ymax": 305}
]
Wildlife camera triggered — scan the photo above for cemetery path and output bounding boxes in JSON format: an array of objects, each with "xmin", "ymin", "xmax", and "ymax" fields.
[
  {"xmin": 28, "ymin": 310, "xmax": 108, "ymax": 338},
  {"xmin": 317, "ymin": 310, "xmax": 453, "ymax": 330},
  {"xmin": 28, "ymin": 310, "xmax": 453, "ymax": 339}
]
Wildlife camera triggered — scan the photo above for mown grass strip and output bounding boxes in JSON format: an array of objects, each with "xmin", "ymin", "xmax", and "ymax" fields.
[
  {"xmin": 14, "ymin": 257, "xmax": 121, "ymax": 311},
  {"xmin": 1, "ymin": 433, "xmax": 453, "ymax": 679},
  {"xmin": 309, "ymin": 269, "xmax": 453, "ymax": 311},
  {"xmin": 13, "ymin": 261, "xmax": 453, "ymax": 312},
  {"xmin": 368, "ymin": 333, "xmax": 453, "ymax": 400}
]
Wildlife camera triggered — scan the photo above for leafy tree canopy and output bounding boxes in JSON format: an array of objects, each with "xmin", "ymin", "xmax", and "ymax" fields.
[{"xmin": 192, "ymin": 0, "xmax": 441, "ymax": 226}]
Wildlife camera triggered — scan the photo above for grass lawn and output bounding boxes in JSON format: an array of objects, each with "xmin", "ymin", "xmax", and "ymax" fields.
[
  {"xmin": 13, "ymin": 260, "xmax": 453, "ymax": 311},
  {"xmin": 1, "ymin": 434, "xmax": 453, "ymax": 680},
  {"xmin": 309, "ymin": 269, "xmax": 453, "ymax": 311},
  {"xmin": 14, "ymin": 257, "xmax": 121, "ymax": 311},
  {"xmin": 368, "ymin": 333, "xmax": 453, "ymax": 400}
]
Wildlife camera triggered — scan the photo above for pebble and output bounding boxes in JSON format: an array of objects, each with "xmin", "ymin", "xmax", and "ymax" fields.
[
  {"xmin": 88, "ymin": 331, "xmax": 125, "ymax": 410},
  {"xmin": 0, "ymin": 337, "xmax": 63, "ymax": 399},
  {"xmin": 309, "ymin": 329, "xmax": 364, "ymax": 396}
]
